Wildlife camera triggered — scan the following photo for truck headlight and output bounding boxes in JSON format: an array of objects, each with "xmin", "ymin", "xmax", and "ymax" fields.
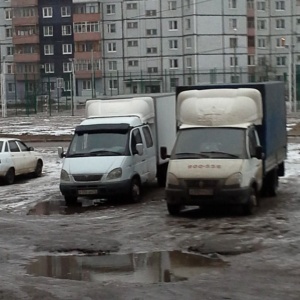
[
  {"xmin": 224, "ymin": 172, "xmax": 242, "ymax": 188},
  {"xmin": 60, "ymin": 169, "xmax": 70, "ymax": 181},
  {"xmin": 107, "ymin": 168, "xmax": 122, "ymax": 180},
  {"xmin": 167, "ymin": 172, "xmax": 179, "ymax": 187}
]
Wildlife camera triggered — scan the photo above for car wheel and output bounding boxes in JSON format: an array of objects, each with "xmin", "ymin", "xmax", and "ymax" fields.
[
  {"xmin": 5, "ymin": 168, "xmax": 15, "ymax": 185},
  {"xmin": 167, "ymin": 203, "xmax": 182, "ymax": 216},
  {"xmin": 33, "ymin": 160, "xmax": 43, "ymax": 177},
  {"xmin": 64, "ymin": 196, "xmax": 78, "ymax": 206},
  {"xmin": 242, "ymin": 187, "xmax": 258, "ymax": 215},
  {"xmin": 129, "ymin": 178, "xmax": 141, "ymax": 203}
]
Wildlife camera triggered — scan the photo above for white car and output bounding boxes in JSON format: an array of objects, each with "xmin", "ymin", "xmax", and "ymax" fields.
[{"xmin": 0, "ymin": 138, "xmax": 43, "ymax": 184}]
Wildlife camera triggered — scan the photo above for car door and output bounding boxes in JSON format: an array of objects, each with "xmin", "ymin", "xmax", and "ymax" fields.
[
  {"xmin": 16, "ymin": 140, "xmax": 36, "ymax": 173},
  {"xmin": 130, "ymin": 128, "xmax": 148, "ymax": 182},
  {"xmin": 8, "ymin": 140, "xmax": 24, "ymax": 175}
]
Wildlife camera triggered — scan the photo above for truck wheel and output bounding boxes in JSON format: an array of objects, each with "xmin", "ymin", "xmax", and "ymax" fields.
[
  {"xmin": 167, "ymin": 203, "xmax": 182, "ymax": 216},
  {"xmin": 267, "ymin": 169, "xmax": 278, "ymax": 197},
  {"xmin": 129, "ymin": 178, "xmax": 141, "ymax": 203},
  {"xmin": 64, "ymin": 196, "xmax": 78, "ymax": 206},
  {"xmin": 5, "ymin": 168, "xmax": 15, "ymax": 185},
  {"xmin": 242, "ymin": 187, "xmax": 257, "ymax": 215}
]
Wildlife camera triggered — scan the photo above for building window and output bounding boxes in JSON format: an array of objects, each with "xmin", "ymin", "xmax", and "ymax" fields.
[
  {"xmin": 276, "ymin": 38, "xmax": 285, "ymax": 47},
  {"xmin": 146, "ymin": 29, "xmax": 157, "ymax": 36},
  {"xmin": 128, "ymin": 40, "xmax": 138, "ymax": 47},
  {"xmin": 186, "ymin": 57, "xmax": 192, "ymax": 68},
  {"xmin": 229, "ymin": 0, "xmax": 237, "ymax": 8},
  {"xmin": 108, "ymin": 61, "xmax": 117, "ymax": 71},
  {"xmin": 185, "ymin": 19, "xmax": 191, "ymax": 30},
  {"xmin": 276, "ymin": 19, "xmax": 285, "ymax": 29},
  {"xmin": 169, "ymin": 59, "xmax": 178, "ymax": 69},
  {"xmin": 107, "ymin": 42, "xmax": 116, "ymax": 52},
  {"xmin": 5, "ymin": 28, "xmax": 12, "ymax": 38},
  {"xmin": 186, "ymin": 37, "xmax": 192, "ymax": 48},
  {"xmin": 6, "ymin": 64, "xmax": 13, "ymax": 74},
  {"xmin": 146, "ymin": 10, "xmax": 157, "ymax": 16},
  {"xmin": 146, "ymin": 47, "xmax": 158, "ymax": 54},
  {"xmin": 109, "ymin": 79, "xmax": 118, "ymax": 89},
  {"xmin": 44, "ymin": 45, "xmax": 54, "ymax": 55},
  {"xmin": 257, "ymin": 1, "xmax": 266, "ymax": 11},
  {"xmin": 74, "ymin": 22, "xmax": 100, "ymax": 33},
  {"xmin": 5, "ymin": 8, "xmax": 12, "ymax": 20},
  {"xmin": 230, "ymin": 56, "xmax": 238, "ymax": 66},
  {"xmin": 248, "ymin": 55, "xmax": 255, "ymax": 66},
  {"xmin": 6, "ymin": 46, "xmax": 14, "ymax": 56},
  {"xmin": 230, "ymin": 37, "xmax": 237, "ymax": 48},
  {"xmin": 127, "ymin": 22, "xmax": 138, "ymax": 29},
  {"xmin": 83, "ymin": 80, "xmax": 92, "ymax": 90},
  {"xmin": 107, "ymin": 23, "xmax": 116, "ymax": 33},
  {"xmin": 276, "ymin": 56, "xmax": 286, "ymax": 66},
  {"xmin": 275, "ymin": 1, "xmax": 285, "ymax": 10},
  {"xmin": 8, "ymin": 83, "xmax": 15, "ymax": 93},
  {"xmin": 43, "ymin": 7, "xmax": 53, "ymax": 18},
  {"xmin": 61, "ymin": 6, "xmax": 71, "ymax": 17},
  {"xmin": 62, "ymin": 44, "xmax": 72, "ymax": 54},
  {"xmin": 169, "ymin": 20, "xmax": 178, "ymax": 30},
  {"xmin": 43, "ymin": 26, "xmax": 53, "ymax": 36},
  {"xmin": 170, "ymin": 78, "xmax": 179, "ymax": 88},
  {"xmin": 45, "ymin": 63, "xmax": 54, "ymax": 73},
  {"xmin": 257, "ymin": 20, "xmax": 266, "ymax": 30},
  {"xmin": 128, "ymin": 60, "xmax": 139, "ymax": 67},
  {"xmin": 258, "ymin": 38, "xmax": 266, "ymax": 48},
  {"xmin": 248, "ymin": 17, "xmax": 255, "ymax": 28},
  {"xmin": 62, "ymin": 25, "xmax": 72, "ymax": 36},
  {"xmin": 63, "ymin": 62, "xmax": 72, "ymax": 72},
  {"xmin": 169, "ymin": 39, "xmax": 178, "ymax": 50},
  {"xmin": 127, "ymin": 3, "xmax": 137, "ymax": 10},
  {"xmin": 147, "ymin": 67, "xmax": 158, "ymax": 73},
  {"xmin": 168, "ymin": 1, "xmax": 177, "ymax": 10},
  {"xmin": 229, "ymin": 18, "xmax": 237, "ymax": 30},
  {"xmin": 248, "ymin": 0, "xmax": 254, "ymax": 9},
  {"xmin": 106, "ymin": 4, "xmax": 116, "ymax": 14}
]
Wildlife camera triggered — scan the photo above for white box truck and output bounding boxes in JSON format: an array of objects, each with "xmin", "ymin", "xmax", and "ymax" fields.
[
  {"xmin": 162, "ymin": 82, "xmax": 287, "ymax": 215},
  {"xmin": 58, "ymin": 93, "xmax": 176, "ymax": 205}
]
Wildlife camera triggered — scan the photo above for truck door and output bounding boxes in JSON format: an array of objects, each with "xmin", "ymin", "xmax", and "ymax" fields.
[
  {"xmin": 130, "ymin": 128, "xmax": 148, "ymax": 182},
  {"xmin": 141, "ymin": 125, "xmax": 156, "ymax": 181}
]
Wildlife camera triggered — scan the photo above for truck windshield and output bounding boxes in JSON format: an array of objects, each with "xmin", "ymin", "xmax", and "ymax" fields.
[
  {"xmin": 172, "ymin": 127, "xmax": 246, "ymax": 159},
  {"xmin": 67, "ymin": 131, "xmax": 129, "ymax": 157}
]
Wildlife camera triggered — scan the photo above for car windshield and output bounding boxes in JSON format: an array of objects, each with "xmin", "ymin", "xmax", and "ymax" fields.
[
  {"xmin": 67, "ymin": 131, "xmax": 129, "ymax": 157},
  {"xmin": 171, "ymin": 127, "xmax": 247, "ymax": 159}
]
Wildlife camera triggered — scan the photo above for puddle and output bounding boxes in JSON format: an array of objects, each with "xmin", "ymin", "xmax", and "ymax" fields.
[
  {"xmin": 26, "ymin": 251, "xmax": 228, "ymax": 283},
  {"xmin": 27, "ymin": 200, "xmax": 111, "ymax": 216}
]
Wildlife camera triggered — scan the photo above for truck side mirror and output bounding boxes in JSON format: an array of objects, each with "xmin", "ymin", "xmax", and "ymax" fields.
[
  {"xmin": 255, "ymin": 145, "xmax": 264, "ymax": 159},
  {"xmin": 160, "ymin": 147, "xmax": 170, "ymax": 159},
  {"xmin": 135, "ymin": 143, "xmax": 144, "ymax": 156},
  {"xmin": 58, "ymin": 146, "xmax": 66, "ymax": 158}
]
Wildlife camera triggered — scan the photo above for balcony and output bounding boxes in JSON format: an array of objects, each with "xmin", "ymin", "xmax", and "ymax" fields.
[
  {"xmin": 74, "ymin": 51, "xmax": 101, "ymax": 60},
  {"xmin": 247, "ymin": 7, "xmax": 255, "ymax": 17},
  {"xmin": 73, "ymin": 13, "xmax": 101, "ymax": 23},
  {"xmin": 13, "ymin": 35, "xmax": 39, "ymax": 45},
  {"xmin": 247, "ymin": 27, "xmax": 255, "ymax": 36},
  {"xmin": 75, "ymin": 70, "xmax": 102, "ymax": 79},
  {"xmin": 14, "ymin": 53, "xmax": 40, "ymax": 63},
  {"xmin": 74, "ymin": 32, "xmax": 101, "ymax": 42},
  {"xmin": 11, "ymin": 0, "xmax": 37, "ymax": 7},
  {"xmin": 15, "ymin": 72, "xmax": 40, "ymax": 81},
  {"xmin": 13, "ymin": 16, "xmax": 39, "ymax": 26},
  {"xmin": 248, "ymin": 47, "xmax": 255, "ymax": 55}
]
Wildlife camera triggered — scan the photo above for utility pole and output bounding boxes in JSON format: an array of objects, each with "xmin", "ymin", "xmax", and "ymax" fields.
[{"xmin": 233, "ymin": 28, "xmax": 238, "ymax": 83}]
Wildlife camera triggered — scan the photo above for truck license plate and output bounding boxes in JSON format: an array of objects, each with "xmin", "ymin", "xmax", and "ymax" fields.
[
  {"xmin": 189, "ymin": 188, "xmax": 213, "ymax": 196},
  {"xmin": 78, "ymin": 189, "xmax": 98, "ymax": 195}
]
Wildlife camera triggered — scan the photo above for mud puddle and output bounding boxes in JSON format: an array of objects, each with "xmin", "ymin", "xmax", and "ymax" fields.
[{"xmin": 26, "ymin": 250, "xmax": 228, "ymax": 283}]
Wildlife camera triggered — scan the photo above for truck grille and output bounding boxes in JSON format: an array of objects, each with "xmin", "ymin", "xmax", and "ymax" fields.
[
  {"xmin": 185, "ymin": 179, "xmax": 219, "ymax": 188},
  {"xmin": 73, "ymin": 175, "xmax": 102, "ymax": 182}
]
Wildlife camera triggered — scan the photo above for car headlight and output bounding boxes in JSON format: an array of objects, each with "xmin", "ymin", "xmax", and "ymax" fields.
[
  {"xmin": 60, "ymin": 169, "xmax": 70, "ymax": 181},
  {"xmin": 107, "ymin": 168, "xmax": 122, "ymax": 180},
  {"xmin": 166, "ymin": 172, "xmax": 179, "ymax": 187},
  {"xmin": 224, "ymin": 172, "xmax": 242, "ymax": 188}
]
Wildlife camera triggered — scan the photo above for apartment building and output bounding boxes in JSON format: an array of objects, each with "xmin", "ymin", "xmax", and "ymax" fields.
[{"xmin": 0, "ymin": 0, "xmax": 298, "ymax": 101}]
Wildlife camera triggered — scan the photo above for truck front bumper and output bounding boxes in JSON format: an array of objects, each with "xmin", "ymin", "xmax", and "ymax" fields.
[
  {"xmin": 60, "ymin": 179, "xmax": 131, "ymax": 199},
  {"xmin": 166, "ymin": 186, "xmax": 251, "ymax": 206}
]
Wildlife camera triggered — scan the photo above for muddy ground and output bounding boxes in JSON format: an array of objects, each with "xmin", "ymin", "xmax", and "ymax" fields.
[{"xmin": 0, "ymin": 113, "xmax": 299, "ymax": 299}]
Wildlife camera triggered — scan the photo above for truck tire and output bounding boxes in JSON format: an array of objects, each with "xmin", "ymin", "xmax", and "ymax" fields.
[
  {"xmin": 64, "ymin": 196, "xmax": 78, "ymax": 206},
  {"xmin": 157, "ymin": 163, "xmax": 168, "ymax": 187},
  {"xmin": 129, "ymin": 178, "xmax": 141, "ymax": 203},
  {"xmin": 167, "ymin": 203, "xmax": 182, "ymax": 216},
  {"xmin": 261, "ymin": 169, "xmax": 278, "ymax": 197},
  {"xmin": 242, "ymin": 187, "xmax": 258, "ymax": 215}
]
